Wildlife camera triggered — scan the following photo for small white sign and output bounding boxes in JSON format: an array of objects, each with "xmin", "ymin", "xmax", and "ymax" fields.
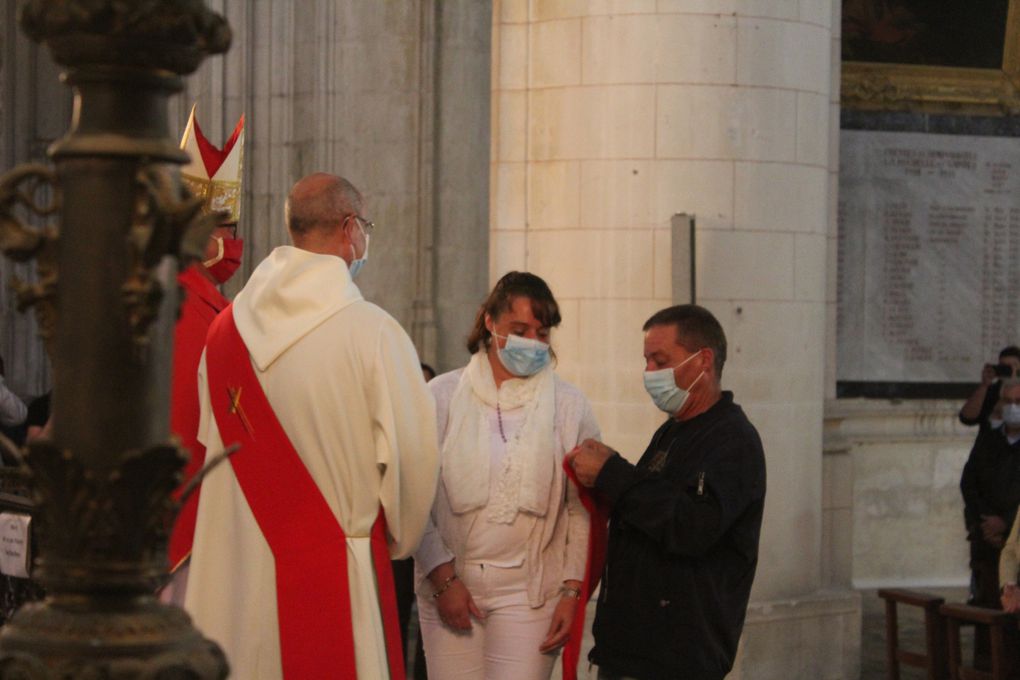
[{"xmin": 0, "ymin": 512, "xmax": 31, "ymax": 578}]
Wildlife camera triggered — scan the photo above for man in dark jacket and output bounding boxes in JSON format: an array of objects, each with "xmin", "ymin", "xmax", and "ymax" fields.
[
  {"xmin": 569, "ymin": 304, "xmax": 766, "ymax": 680},
  {"xmin": 958, "ymin": 378, "xmax": 1020, "ymax": 669},
  {"xmin": 960, "ymin": 378, "xmax": 1020, "ymax": 608}
]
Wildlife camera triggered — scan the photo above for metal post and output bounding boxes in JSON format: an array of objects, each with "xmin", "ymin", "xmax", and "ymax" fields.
[{"xmin": 0, "ymin": 1, "xmax": 232, "ymax": 676}]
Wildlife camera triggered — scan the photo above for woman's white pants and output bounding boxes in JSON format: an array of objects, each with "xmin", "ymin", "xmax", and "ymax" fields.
[{"xmin": 417, "ymin": 562, "xmax": 559, "ymax": 680}]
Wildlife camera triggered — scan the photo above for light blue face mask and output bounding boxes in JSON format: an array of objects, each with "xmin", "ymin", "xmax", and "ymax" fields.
[
  {"xmin": 348, "ymin": 233, "xmax": 369, "ymax": 279},
  {"xmin": 643, "ymin": 351, "xmax": 703, "ymax": 415},
  {"xmin": 493, "ymin": 332, "xmax": 550, "ymax": 377}
]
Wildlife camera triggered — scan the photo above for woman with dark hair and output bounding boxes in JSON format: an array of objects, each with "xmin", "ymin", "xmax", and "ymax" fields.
[{"xmin": 415, "ymin": 271, "xmax": 600, "ymax": 680}]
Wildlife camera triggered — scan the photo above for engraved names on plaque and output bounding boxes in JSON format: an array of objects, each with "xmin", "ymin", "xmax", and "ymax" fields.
[{"xmin": 838, "ymin": 130, "xmax": 1020, "ymax": 386}]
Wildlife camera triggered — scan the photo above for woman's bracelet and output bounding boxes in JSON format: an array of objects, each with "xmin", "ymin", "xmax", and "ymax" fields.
[
  {"xmin": 431, "ymin": 573, "xmax": 459, "ymax": 599},
  {"xmin": 559, "ymin": 585, "xmax": 582, "ymax": 600}
]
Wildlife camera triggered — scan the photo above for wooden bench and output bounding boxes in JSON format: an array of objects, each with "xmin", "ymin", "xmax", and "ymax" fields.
[
  {"xmin": 878, "ymin": 588, "xmax": 948, "ymax": 680},
  {"xmin": 940, "ymin": 603, "xmax": 1016, "ymax": 680}
]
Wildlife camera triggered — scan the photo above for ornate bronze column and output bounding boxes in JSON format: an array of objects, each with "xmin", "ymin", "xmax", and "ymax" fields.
[{"xmin": 0, "ymin": 1, "xmax": 232, "ymax": 677}]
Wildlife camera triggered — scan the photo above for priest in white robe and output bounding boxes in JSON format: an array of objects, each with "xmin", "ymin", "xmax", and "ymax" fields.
[{"xmin": 184, "ymin": 173, "xmax": 440, "ymax": 680}]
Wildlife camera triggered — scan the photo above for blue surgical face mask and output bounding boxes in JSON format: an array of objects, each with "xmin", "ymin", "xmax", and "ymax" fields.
[
  {"xmin": 348, "ymin": 232, "xmax": 369, "ymax": 279},
  {"xmin": 493, "ymin": 332, "xmax": 550, "ymax": 377},
  {"xmin": 643, "ymin": 351, "xmax": 704, "ymax": 415}
]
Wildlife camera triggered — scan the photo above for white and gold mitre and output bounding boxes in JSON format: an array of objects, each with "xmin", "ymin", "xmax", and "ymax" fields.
[{"xmin": 180, "ymin": 104, "xmax": 245, "ymax": 223}]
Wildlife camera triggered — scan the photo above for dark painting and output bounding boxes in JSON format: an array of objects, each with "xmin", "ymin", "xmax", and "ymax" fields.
[{"xmin": 842, "ymin": 0, "xmax": 1011, "ymax": 69}]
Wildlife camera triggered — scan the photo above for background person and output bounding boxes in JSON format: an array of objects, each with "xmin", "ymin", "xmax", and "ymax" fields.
[
  {"xmin": 24, "ymin": 391, "xmax": 51, "ymax": 444},
  {"xmin": 164, "ymin": 105, "xmax": 246, "ymax": 605},
  {"xmin": 0, "ymin": 355, "xmax": 28, "ymax": 448},
  {"xmin": 960, "ymin": 346, "xmax": 1020, "ymax": 432},
  {"xmin": 961, "ymin": 378, "xmax": 1020, "ymax": 611},
  {"xmin": 415, "ymin": 271, "xmax": 600, "ymax": 680}
]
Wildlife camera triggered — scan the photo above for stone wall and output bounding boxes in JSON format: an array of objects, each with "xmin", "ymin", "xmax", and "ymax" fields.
[
  {"xmin": 172, "ymin": 0, "xmax": 491, "ymax": 371},
  {"xmin": 825, "ymin": 399, "xmax": 972, "ymax": 589}
]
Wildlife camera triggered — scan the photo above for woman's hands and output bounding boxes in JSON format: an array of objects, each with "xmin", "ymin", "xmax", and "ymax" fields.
[
  {"xmin": 429, "ymin": 561, "xmax": 484, "ymax": 630},
  {"xmin": 539, "ymin": 580, "xmax": 582, "ymax": 653},
  {"xmin": 428, "ymin": 564, "xmax": 584, "ymax": 647}
]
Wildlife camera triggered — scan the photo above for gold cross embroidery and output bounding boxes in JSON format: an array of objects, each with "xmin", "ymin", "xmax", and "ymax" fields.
[{"xmin": 227, "ymin": 386, "xmax": 255, "ymax": 438}]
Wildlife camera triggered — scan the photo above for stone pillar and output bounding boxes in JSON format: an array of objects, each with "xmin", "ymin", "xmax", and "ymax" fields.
[
  {"xmin": 490, "ymin": 1, "xmax": 860, "ymax": 677},
  {"xmin": 171, "ymin": 0, "xmax": 491, "ymax": 372}
]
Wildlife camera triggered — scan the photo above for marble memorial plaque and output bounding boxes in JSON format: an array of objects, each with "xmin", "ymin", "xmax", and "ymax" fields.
[{"xmin": 839, "ymin": 130, "xmax": 1020, "ymax": 385}]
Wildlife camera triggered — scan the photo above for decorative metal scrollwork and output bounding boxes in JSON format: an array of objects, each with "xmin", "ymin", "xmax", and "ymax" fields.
[
  {"xmin": 0, "ymin": 165, "xmax": 61, "ymax": 356},
  {"xmin": 124, "ymin": 165, "xmax": 223, "ymax": 362}
]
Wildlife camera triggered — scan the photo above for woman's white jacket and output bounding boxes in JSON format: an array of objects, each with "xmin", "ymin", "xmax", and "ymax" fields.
[{"xmin": 415, "ymin": 367, "xmax": 601, "ymax": 607}]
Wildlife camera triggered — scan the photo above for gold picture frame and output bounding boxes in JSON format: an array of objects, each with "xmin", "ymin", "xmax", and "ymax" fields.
[{"xmin": 841, "ymin": 0, "xmax": 1020, "ymax": 115}]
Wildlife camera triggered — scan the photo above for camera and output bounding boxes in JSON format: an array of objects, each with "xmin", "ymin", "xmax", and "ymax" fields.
[{"xmin": 994, "ymin": 363, "xmax": 1015, "ymax": 378}]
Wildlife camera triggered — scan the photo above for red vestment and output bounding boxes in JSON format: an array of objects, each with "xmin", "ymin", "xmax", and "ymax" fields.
[{"xmin": 168, "ymin": 265, "xmax": 228, "ymax": 571}]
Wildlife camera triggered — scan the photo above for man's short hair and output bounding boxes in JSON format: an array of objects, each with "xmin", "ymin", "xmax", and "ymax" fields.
[
  {"xmin": 1001, "ymin": 346, "xmax": 1020, "ymax": 361},
  {"xmin": 285, "ymin": 174, "xmax": 362, "ymax": 236},
  {"xmin": 643, "ymin": 304, "xmax": 727, "ymax": 377}
]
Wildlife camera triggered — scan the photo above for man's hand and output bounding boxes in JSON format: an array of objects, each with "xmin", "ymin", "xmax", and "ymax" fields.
[
  {"xmin": 567, "ymin": 439, "xmax": 615, "ymax": 488},
  {"xmin": 982, "ymin": 363, "xmax": 998, "ymax": 386},
  {"xmin": 981, "ymin": 514, "xmax": 1007, "ymax": 546},
  {"xmin": 1004, "ymin": 583, "xmax": 1020, "ymax": 613}
]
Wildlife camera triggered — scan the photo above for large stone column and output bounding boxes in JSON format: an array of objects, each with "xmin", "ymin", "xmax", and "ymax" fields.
[{"xmin": 491, "ymin": 1, "xmax": 860, "ymax": 677}]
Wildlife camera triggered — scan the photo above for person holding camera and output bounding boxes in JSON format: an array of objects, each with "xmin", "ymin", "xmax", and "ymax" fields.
[
  {"xmin": 960, "ymin": 346, "xmax": 1020, "ymax": 432},
  {"xmin": 960, "ymin": 377, "xmax": 1020, "ymax": 667}
]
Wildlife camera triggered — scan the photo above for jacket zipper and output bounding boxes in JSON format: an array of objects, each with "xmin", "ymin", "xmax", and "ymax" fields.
[{"xmin": 697, "ymin": 471, "xmax": 705, "ymax": 496}]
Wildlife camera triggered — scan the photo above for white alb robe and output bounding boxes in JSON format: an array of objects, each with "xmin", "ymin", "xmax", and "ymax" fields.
[{"xmin": 184, "ymin": 246, "xmax": 439, "ymax": 680}]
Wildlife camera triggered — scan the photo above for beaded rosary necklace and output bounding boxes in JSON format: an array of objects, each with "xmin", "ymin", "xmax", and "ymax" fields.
[{"xmin": 496, "ymin": 400, "xmax": 508, "ymax": 443}]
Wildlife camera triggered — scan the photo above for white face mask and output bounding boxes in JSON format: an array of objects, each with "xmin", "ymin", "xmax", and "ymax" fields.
[
  {"xmin": 643, "ymin": 351, "xmax": 704, "ymax": 415},
  {"xmin": 1003, "ymin": 403, "xmax": 1020, "ymax": 428}
]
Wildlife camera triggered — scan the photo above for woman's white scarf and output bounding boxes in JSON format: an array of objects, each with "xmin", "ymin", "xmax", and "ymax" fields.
[{"xmin": 442, "ymin": 352, "xmax": 557, "ymax": 522}]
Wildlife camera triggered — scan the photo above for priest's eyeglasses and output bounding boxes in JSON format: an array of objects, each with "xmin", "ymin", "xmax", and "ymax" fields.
[
  {"xmin": 343, "ymin": 213, "xmax": 375, "ymax": 235},
  {"xmin": 355, "ymin": 216, "xmax": 375, "ymax": 235}
]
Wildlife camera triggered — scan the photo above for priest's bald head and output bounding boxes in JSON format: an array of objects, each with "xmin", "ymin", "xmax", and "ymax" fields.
[{"xmin": 285, "ymin": 173, "xmax": 371, "ymax": 273}]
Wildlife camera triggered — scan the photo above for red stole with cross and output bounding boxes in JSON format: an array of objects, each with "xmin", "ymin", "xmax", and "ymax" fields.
[{"xmin": 204, "ymin": 304, "xmax": 404, "ymax": 680}]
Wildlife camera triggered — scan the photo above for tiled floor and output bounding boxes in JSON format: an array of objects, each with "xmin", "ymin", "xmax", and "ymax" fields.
[{"xmin": 860, "ymin": 587, "xmax": 971, "ymax": 680}]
